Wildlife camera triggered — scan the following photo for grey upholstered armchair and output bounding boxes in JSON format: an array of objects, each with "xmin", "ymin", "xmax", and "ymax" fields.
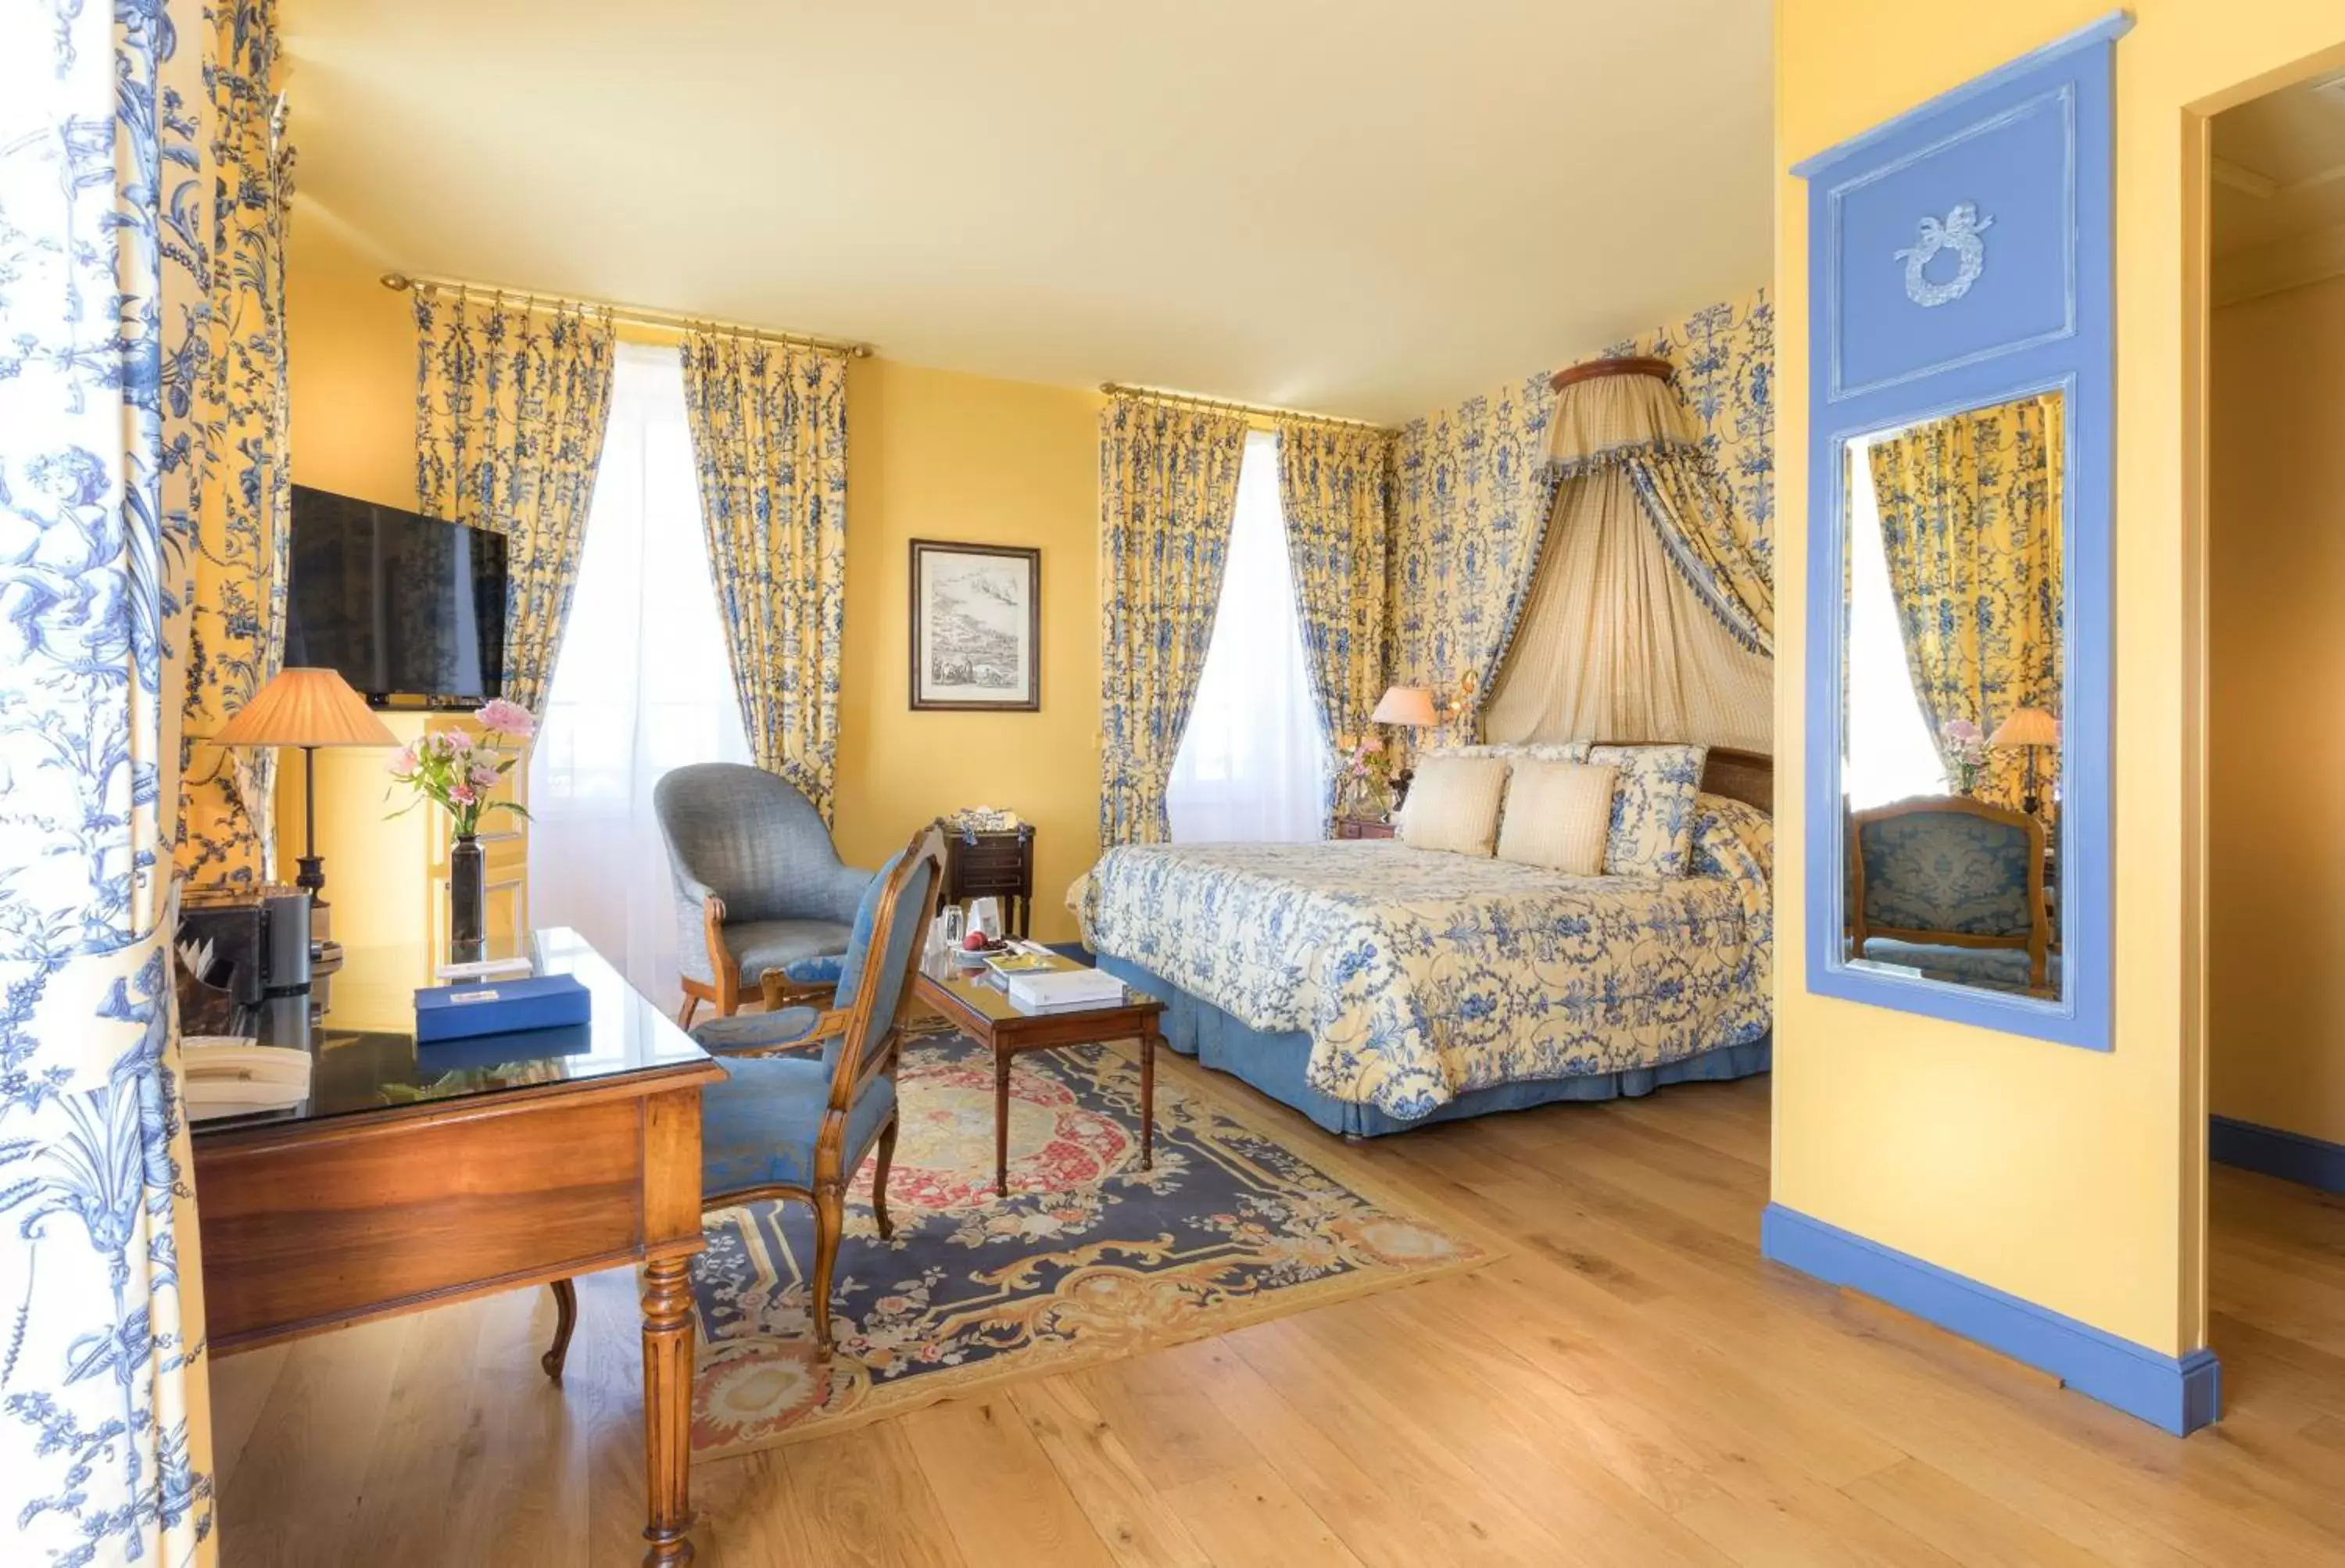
[{"xmin": 653, "ymin": 762, "xmax": 873, "ymax": 1025}]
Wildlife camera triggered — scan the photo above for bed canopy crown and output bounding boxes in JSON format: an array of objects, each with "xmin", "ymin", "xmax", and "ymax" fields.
[{"xmin": 1481, "ymin": 354, "xmax": 1774, "ymax": 755}]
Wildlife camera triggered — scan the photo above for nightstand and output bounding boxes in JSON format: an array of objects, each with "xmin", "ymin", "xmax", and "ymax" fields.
[
  {"xmin": 1333, "ymin": 814, "xmax": 1394, "ymax": 840},
  {"xmin": 936, "ymin": 820, "xmax": 1037, "ymax": 937}
]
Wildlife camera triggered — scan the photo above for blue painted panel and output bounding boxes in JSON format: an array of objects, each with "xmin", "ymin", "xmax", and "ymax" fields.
[
  {"xmin": 2209, "ymin": 1115, "xmax": 2345, "ymax": 1195},
  {"xmin": 1799, "ymin": 16, "xmax": 2125, "ymax": 1052},
  {"xmin": 1761, "ymin": 1205, "xmax": 2221, "ymax": 1436},
  {"xmin": 1831, "ymin": 88, "xmax": 2075, "ymax": 399}
]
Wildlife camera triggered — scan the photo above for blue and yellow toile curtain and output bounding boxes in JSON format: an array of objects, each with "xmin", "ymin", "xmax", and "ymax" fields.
[
  {"xmin": 1276, "ymin": 421, "xmax": 1391, "ymax": 826},
  {"xmin": 1, "ymin": 0, "xmax": 227, "ymax": 1557},
  {"xmin": 1869, "ymin": 393, "xmax": 2064, "ymax": 813},
  {"xmin": 1098, "ymin": 396, "xmax": 1248, "ymax": 847},
  {"xmin": 179, "ymin": 0, "xmax": 294, "ymax": 890},
  {"xmin": 677, "ymin": 331, "xmax": 851, "ymax": 820},
  {"xmin": 414, "ymin": 288, "xmax": 618, "ymax": 716}
]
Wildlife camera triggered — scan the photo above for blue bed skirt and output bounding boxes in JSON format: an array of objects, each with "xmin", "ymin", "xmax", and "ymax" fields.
[{"xmin": 1096, "ymin": 952, "xmax": 1773, "ymax": 1138}]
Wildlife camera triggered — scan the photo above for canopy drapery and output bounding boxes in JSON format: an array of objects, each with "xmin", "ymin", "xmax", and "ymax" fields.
[{"xmin": 1484, "ymin": 360, "xmax": 1774, "ymax": 753}]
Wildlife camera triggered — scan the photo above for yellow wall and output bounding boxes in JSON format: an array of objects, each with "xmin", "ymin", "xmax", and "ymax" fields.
[
  {"xmin": 280, "ymin": 217, "xmax": 1102, "ymax": 946},
  {"xmin": 2208, "ymin": 274, "xmax": 2345, "ymax": 1147},
  {"xmin": 832, "ymin": 360, "xmax": 1101, "ymax": 942},
  {"xmin": 1777, "ymin": 0, "xmax": 2345, "ymax": 1358}
]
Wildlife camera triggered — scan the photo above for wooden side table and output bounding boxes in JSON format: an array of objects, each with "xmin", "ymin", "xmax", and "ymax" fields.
[
  {"xmin": 1334, "ymin": 814, "xmax": 1395, "ymax": 839},
  {"xmin": 937, "ymin": 822, "xmax": 1036, "ymax": 938},
  {"xmin": 912, "ymin": 952, "xmax": 1165, "ymax": 1195}
]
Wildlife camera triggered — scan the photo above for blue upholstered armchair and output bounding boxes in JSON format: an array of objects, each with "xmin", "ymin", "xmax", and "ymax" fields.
[
  {"xmin": 693, "ymin": 826, "xmax": 943, "ymax": 1349},
  {"xmin": 653, "ymin": 762, "xmax": 872, "ymax": 1026},
  {"xmin": 1849, "ymin": 796, "xmax": 2050, "ymax": 990}
]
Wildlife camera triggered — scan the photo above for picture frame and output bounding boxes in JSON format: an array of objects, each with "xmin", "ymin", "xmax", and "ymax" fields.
[{"xmin": 908, "ymin": 539, "xmax": 1041, "ymax": 711}]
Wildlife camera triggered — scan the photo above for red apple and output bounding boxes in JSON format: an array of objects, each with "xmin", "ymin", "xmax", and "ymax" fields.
[{"xmin": 963, "ymin": 930, "xmax": 988, "ymax": 952}]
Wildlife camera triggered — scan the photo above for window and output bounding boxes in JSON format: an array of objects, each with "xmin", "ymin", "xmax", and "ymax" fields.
[
  {"xmin": 1844, "ymin": 433, "xmax": 1947, "ymax": 808},
  {"xmin": 1165, "ymin": 430, "xmax": 1328, "ymax": 842},
  {"xmin": 528, "ymin": 342, "xmax": 750, "ymax": 1007}
]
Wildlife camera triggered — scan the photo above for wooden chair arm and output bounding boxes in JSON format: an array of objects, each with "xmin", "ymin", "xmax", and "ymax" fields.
[{"xmin": 701, "ymin": 894, "xmax": 737, "ymax": 994}]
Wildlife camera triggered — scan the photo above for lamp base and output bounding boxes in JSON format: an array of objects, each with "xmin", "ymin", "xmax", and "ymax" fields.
[{"xmin": 294, "ymin": 854, "xmax": 325, "ymax": 897}]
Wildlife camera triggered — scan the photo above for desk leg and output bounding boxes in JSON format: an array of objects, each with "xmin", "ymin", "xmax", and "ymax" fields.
[
  {"xmin": 640, "ymin": 1255, "xmax": 697, "ymax": 1566},
  {"xmin": 1140, "ymin": 1022, "xmax": 1155, "ymax": 1172},
  {"xmin": 995, "ymin": 1047, "xmax": 1012, "ymax": 1197}
]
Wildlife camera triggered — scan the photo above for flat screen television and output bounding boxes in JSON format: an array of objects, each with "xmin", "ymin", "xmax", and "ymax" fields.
[{"xmin": 285, "ymin": 485, "xmax": 507, "ymax": 707}]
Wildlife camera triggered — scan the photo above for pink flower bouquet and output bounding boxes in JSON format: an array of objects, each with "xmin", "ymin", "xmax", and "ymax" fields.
[
  {"xmin": 386, "ymin": 700, "xmax": 537, "ymax": 836},
  {"xmin": 1940, "ymin": 718, "xmax": 1990, "ymax": 795}
]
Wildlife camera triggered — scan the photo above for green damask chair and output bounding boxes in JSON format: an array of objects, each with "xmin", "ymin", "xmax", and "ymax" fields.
[
  {"xmin": 690, "ymin": 825, "xmax": 943, "ymax": 1348},
  {"xmin": 1849, "ymin": 796, "xmax": 2050, "ymax": 990}
]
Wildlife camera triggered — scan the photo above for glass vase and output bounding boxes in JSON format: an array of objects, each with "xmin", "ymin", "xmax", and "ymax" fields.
[{"xmin": 449, "ymin": 832, "xmax": 486, "ymax": 964}]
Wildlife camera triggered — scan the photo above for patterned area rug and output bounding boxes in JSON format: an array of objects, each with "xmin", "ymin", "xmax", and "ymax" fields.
[{"xmin": 688, "ymin": 1034, "xmax": 1495, "ymax": 1457}]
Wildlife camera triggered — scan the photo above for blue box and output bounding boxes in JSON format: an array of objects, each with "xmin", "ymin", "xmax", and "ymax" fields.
[{"xmin": 414, "ymin": 972, "xmax": 590, "ymax": 1043}]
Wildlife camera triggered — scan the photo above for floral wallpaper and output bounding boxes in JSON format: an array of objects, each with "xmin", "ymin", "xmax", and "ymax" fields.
[
  {"xmin": 0, "ymin": 0, "xmax": 221, "ymax": 1559},
  {"xmin": 178, "ymin": 0, "xmax": 293, "ymax": 890},
  {"xmin": 1387, "ymin": 288, "xmax": 1774, "ymax": 752}
]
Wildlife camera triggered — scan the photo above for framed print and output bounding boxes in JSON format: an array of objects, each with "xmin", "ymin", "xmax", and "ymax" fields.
[{"xmin": 908, "ymin": 540, "xmax": 1041, "ymax": 711}]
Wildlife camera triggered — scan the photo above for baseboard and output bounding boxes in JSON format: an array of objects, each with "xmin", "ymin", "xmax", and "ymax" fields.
[
  {"xmin": 2210, "ymin": 1115, "xmax": 2345, "ymax": 1196},
  {"xmin": 1760, "ymin": 1204, "xmax": 2221, "ymax": 1436}
]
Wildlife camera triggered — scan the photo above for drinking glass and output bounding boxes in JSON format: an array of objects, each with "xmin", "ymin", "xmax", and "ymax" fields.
[{"xmin": 935, "ymin": 905, "xmax": 965, "ymax": 961}]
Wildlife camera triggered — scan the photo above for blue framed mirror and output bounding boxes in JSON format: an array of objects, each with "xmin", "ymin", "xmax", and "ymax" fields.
[{"xmin": 1795, "ymin": 14, "xmax": 2128, "ymax": 1050}]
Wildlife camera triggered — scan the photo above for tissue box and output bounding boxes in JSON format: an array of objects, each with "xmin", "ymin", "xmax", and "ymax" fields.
[{"xmin": 414, "ymin": 972, "xmax": 590, "ymax": 1043}]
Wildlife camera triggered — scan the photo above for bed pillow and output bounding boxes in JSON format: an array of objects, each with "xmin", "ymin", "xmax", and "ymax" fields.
[
  {"xmin": 1495, "ymin": 761, "xmax": 1618, "ymax": 875},
  {"xmin": 1398, "ymin": 754, "xmax": 1510, "ymax": 856},
  {"xmin": 1586, "ymin": 743, "xmax": 1709, "ymax": 877},
  {"xmin": 1422, "ymin": 740, "xmax": 1595, "ymax": 768}
]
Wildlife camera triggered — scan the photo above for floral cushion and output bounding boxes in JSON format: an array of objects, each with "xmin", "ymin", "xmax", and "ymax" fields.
[
  {"xmin": 1587, "ymin": 744, "xmax": 1709, "ymax": 878},
  {"xmin": 1423, "ymin": 740, "xmax": 1595, "ymax": 767}
]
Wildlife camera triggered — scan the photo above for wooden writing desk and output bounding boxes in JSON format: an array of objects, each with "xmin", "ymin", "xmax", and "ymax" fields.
[{"xmin": 190, "ymin": 929, "xmax": 725, "ymax": 1566}]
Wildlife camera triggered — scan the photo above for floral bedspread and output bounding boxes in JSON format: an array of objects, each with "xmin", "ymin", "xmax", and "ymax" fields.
[{"xmin": 1083, "ymin": 795, "xmax": 1772, "ymax": 1121}]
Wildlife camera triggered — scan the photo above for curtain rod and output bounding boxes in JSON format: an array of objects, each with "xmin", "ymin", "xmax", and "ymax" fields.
[
  {"xmin": 1097, "ymin": 381, "xmax": 1394, "ymax": 434},
  {"xmin": 379, "ymin": 270, "xmax": 874, "ymax": 358}
]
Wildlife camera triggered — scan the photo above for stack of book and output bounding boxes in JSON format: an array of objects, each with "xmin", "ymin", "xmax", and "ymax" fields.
[{"xmin": 1002, "ymin": 967, "xmax": 1126, "ymax": 1014}]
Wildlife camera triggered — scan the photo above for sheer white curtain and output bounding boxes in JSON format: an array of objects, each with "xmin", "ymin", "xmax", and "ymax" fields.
[
  {"xmin": 529, "ymin": 342, "xmax": 751, "ymax": 1006},
  {"xmin": 1167, "ymin": 429, "xmax": 1328, "ymax": 843},
  {"xmin": 1845, "ymin": 431, "xmax": 1947, "ymax": 808}
]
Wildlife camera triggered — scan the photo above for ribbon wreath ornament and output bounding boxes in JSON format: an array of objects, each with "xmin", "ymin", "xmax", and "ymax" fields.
[{"xmin": 1896, "ymin": 202, "xmax": 1993, "ymax": 308}]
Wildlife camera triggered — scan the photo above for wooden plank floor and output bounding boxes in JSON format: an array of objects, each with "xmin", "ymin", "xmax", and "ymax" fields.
[{"xmin": 213, "ymin": 1063, "xmax": 2345, "ymax": 1565}]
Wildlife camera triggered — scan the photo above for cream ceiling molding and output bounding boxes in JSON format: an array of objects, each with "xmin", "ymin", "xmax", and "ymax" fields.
[
  {"xmin": 378, "ymin": 270, "xmax": 873, "ymax": 358},
  {"xmin": 2212, "ymin": 221, "xmax": 2345, "ymax": 308},
  {"xmin": 1097, "ymin": 381, "xmax": 1395, "ymax": 435}
]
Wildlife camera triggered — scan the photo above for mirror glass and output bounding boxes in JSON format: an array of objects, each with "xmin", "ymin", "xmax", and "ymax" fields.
[{"xmin": 1838, "ymin": 389, "xmax": 2065, "ymax": 1002}]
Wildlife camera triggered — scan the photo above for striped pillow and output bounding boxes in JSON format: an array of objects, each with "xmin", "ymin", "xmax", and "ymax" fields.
[
  {"xmin": 1398, "ymin": 755, "xmax": 1510, "ymax": 856},
  {"xmin": 1495, "ymin": 761, "xmax": 1618, "ymax": 875}
]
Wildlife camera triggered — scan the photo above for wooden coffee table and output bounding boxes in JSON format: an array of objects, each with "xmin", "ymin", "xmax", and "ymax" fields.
[{"xmin": 911, "ymin": 950, "xmax": 1165, "ymax": 1195}]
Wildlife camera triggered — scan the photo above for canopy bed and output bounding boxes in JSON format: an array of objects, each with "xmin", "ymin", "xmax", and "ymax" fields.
[{"xmin": 1083, "ymin": 356, "xmax": 1780, "ymax": 1136}]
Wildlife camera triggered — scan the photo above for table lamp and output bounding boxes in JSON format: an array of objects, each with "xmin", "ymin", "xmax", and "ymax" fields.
[
  {"xmin": 213, "ymin": 666, "xmax": 399, "ymax": 897},
  {"xmin": 1989, "ymin": 706, "xmax": 2060, "ymax": 818},
  {"xmin": 1372, "ymin": 685, "xmax": 1439, "ymax": 807}
]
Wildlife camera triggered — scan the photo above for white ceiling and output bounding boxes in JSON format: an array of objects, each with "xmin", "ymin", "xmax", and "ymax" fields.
[
  {"xmin": 2212, "ymin": 71, "xmax": 2345, "ymax": 267},
  {"xmin": 281, "ymin": 0, "xmax": 1773, "ymax": 422}
]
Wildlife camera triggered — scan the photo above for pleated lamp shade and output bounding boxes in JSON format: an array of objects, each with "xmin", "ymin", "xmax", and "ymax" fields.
[
  {"xmin": 1371, "ymin": 686, "xmax": 1439, "ymax": 728},
  {"xmin": 1989, "ymin": 707, "xmax": 2060, "ymax": 748},
  {"xmin": 215, "ymin": 668, "xmax": 399, "ymax": 749}
]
